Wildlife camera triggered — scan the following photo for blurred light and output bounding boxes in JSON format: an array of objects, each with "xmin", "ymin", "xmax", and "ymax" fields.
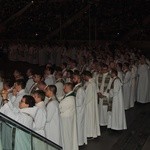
[{"xmin": 31, "ymin": 1, "xmax": 34, "ymax": 3}]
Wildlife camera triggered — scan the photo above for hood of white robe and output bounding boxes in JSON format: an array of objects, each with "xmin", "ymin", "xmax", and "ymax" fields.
[
  {"xmin": 20, "ymin": 106, "xmax": 38, "ymax": 118},
  {"xmin": 36, "ymin": 101, "xmax": 45, "ymax": 109}
]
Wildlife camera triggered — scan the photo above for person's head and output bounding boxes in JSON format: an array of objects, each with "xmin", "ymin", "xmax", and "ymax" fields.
[
  {"xmin": 45, "ymin": 85, "xmax": 57, "ymax": 98},
  {"xmin": 38, "ymin": 81, "xmax": 47, "ymax": 91},
  {"xmin": 102, "ymin": 64, "xmax": 109, "ymax": 73},
  {"xmin": 72, "ymin": 71, "xmax": 81, "ymax": 85},
  {"xmin": 109, "ymin": 61, "xmax": 116, "ymax": 69},
  {"xmin": 13, "ymin": 69, "xmax": 23, "ymax": 80},
  {"xmin": 70, "ymin": 60, "xmax": 77, "ymax": 69},
  {"xmin": 122, "ymin": 62, "xmax": 130, "ymax": 72},
  {"xmin": 26, "ymin": 68, "xmax": 34, "ymax": 77},
  {"xmin": 111, "ymin": 69, "xmax": 118, "ymax": 78},
  {"xmin": 139, "ymin": 57, "xmax": 146, "ymax": 65},
  {"xmin": 33, "ymin": 71, "xmax": 43, "ymax": 83},
  {"xmin": 55, "ymin": 71, "xmax": 63, "ymax": 80},
  {"xmin": 19, "ymin": 95, "xmax": 35, "ymax": 109},
  {"xmin": 3, "ymin": 79, "xmax": 14, "ymax": 90},
  {"xmin": 44, "ymin": 67, "xmax": 54, "ymax": 76},
  {"xmin": 61, "ymin": 62, "xmax": 67, "ymax": 69},
  {"xmin": 32, "ymin": 90, "xmax": 45, "ymax": 103},
  {"xmin": 82, "ymin": 71, "xmax": 92, "ymax": 81},
  {"xmin": 116, "ymin": 63, "xmax": 122, "ymax": 71},
  {"xmin": 46, "ymin": 63, "xmax": 52, "ymax": 69},
  {"xmin": 66, "ymin": 70, "xmax": 73, "ymax": 78},
  {"xmin": 63, "ymin": 82, "xmax": 74, "ymax": 94},
  {"xmin": 14, "ymin": 79, "xmax": 26, "ymax": 92}
]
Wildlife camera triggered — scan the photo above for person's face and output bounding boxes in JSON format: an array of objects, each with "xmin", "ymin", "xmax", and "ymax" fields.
[
  {"xmin": 72, "ymin": 75, "xmax": 78, "ymax": 85},
  {"xmin": 45, "ymin": 88, "xmax": 53, "ymax": 97},
  {"xmin": 33, "ymin": 93, "xmax": 40, "ymax": 103},
  {"xmin": 38, "ymin": 83, "xmax": 44, "ymax": 91},
  {"xmin": 19, "ymin": 98, "xmax": 29, "ymax": 109},
  {"xmin": 13, "ymin": 70, "xmax": 20, "ymax": 78},
  {"xmin": 111, "ymin": 72, "xmax": 115, "ymax": 78},
  {"xmin": 66, "ymin": 72, "xmax": 71, "ymax": 78},
  {"xmin": 14, "ymin": 83, "xmax": 20, "ymax": 91},
  {"xmin": 63, "ymin": 85, "xmax": 69, "ymax": 94},
  {"xmin": 3, "ymin": 84, "xmax": 9, "ymax": 90},
  {"xmin": 110, "ymin": 62, "xmax": 115, "ymax": 69},
  {"xmin": 102, "ymin": 67, "xmax": 108, "ymax": 73},
  {"xmin": 26, "ymin": 69, "xmax": 31, "ymax": 77},
  {"xmin": 33, "ymin": 74, "xmax": 41, "ymax": 83}
]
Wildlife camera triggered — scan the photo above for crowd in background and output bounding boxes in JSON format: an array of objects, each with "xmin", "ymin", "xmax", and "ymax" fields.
[{"xmin": 0, "ymin": 41, "xmax": 149, "ymax": 150}]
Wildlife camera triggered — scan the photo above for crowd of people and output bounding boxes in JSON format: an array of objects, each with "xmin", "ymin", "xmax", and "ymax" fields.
[{"xmin": 0, "ymin": 41, "xmax": 149, "ymax": 150}]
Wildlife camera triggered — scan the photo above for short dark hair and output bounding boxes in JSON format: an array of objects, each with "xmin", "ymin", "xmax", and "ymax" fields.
[
  {"xmin": 3, "ymin": 79, "xmax": 14, "ymax": 88},
  {"xmin": 83, "ymin": 71, "xmax": 92, "ymax": 78},
  {"xmin": 65, "ymin": 82, "xmax": 74, "ymax": 91},
  {"xmin": 23, "ymin": 95, "xmax": 35, "ymax": 107},
  {"xmin": 32, "ymin": 90, "xmax": 45, "ymax": 101},
  {"xmin": 15, "ymin": 79, "xmax": 26, "ymax": 89},
  {"xmin": 47, "ymin": 67, "xmax": 54, "ymax": 74},
  {"xmin": 67, "ymin": 70, "xmax": 73, "ymax": 75},
  {"xmin": 111, "ymin": 69, "xmax": 118, "ymax": 76},
  {"xmin": 33, "ymin": 68, "xmax": 43, "ymax": 78},
  {"xmin": 73, "ymin": 70, "xmax": 80, "ymax": 76},
  {"xmin": 47, "ymin": 85, "xmax": 57, "ymax": 95},
  {"xmin": 62, "ymin": 62, "xmax": 67, "ymax": 68}
]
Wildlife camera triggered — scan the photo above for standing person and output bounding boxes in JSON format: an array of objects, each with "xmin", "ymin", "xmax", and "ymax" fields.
[
  {"xmin": 55, "ymin": 70, "xmax": 65, "ymax": 101},
  {"xmin": 10, "ymin": 79, "xmax": 26, "ymax": 108},
  {"xmin": 25, "ymin": 68, "xmax": 34, "ymax": 94},
  {"xmin": 106, "ymin": 69, "xmax": 127, "ymax": 130},
  {"xmin": 122, "ymin": 63, "xmax": 132, "ymax": 110},
  {"xmin": 59, "ymin": 83, "xmax": 78, "ymax": 150},
  {"xmin": 32, "ymin": 90, "xmax": 46, "ymax": 136},
  {"xmin": 44, "ymin": 67, "xmax": 55, "ymax": 85},
  {"xmin": 98, "ymin": 64, "xmax": 111, "ymax": 126},
  {"xmin": 83, "ymin": 71, "xmax": 100, "ymax": 138},
  {"xmin": 72, "ymin": 72, "xmax": 87, "ymax": 146},
  {"xmin": 13, "ymin": 69, "xmax": 24, "ymax": 81},
  {"xmin": 45, "ymin": 85, "xmax": 62, "ymax": 146},
  {"xmin": 0, "ymin": 95, "xmax": 37, "ymax": 150},
  {"xmin": 130, "ymin": 60, "xmax": 138, "ymax": 107},
  {"xmin": 137, "ymin": 58, "xmax": 149, "ymax": 103},
  {"xmin": 29, "ymin": 71, "xmax": 43, "ymax": 95}
]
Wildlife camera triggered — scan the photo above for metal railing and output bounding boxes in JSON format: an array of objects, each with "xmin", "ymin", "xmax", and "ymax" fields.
[{"xmin": 0, "ymin": 112, "xmax": 62, "ymax": 150}]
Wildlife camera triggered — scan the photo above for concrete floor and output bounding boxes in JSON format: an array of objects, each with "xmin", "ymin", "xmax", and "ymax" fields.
[{"xmin": 80, "ymin": 102, "xmax": 150, "ymax": 150}]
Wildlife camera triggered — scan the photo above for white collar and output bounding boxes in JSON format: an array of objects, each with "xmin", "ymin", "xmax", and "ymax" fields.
[
  {"xmin": 35, "ymin": 101, "xmax": 45, "ymax": 109},
  {"xmin": 65, "ymin": 91, "xmax": 73, "ymax": 96}
]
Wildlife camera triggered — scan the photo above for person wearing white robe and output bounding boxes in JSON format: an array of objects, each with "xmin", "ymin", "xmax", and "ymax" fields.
[
  {"xmin": 98, "ymin": 65, "xmax": 111, "ymax": 126},
  {"xmin": 25, "ymin": 68, "xmax": 34, "ymax": 94},
  {"xmin": 130, "ymin": 62, "xmax": 138, "ymax": 107},
  {"xmin": 10, "ymin": 79, "xmax": 26, "ymax": 108},
  {"xmin": 45, "ymin": 85, "xmax": 62, "ymax": 146},
  {"xmin": 72, "ymin": 73, "xmax": 87, "ymax": 146},
  {"xmin": 29, "ymin": 72, "xmax": 43, "ymax": 95},
  {"xmin": 55, "ymin": 71, "xmax": 65, "ymax": 101},
  {"xmin": 83, "ymin": 71, "xmax": 100, "ymax": 138},
  {"xmin": 32, "ymin": 90, "xmax": 47, "ymax": 150},
  {"xmin": 116, "ymin": 63, "xmax": 123, "ymax": 83},
  {"xmin": 32, "ymin": 90, "xmax": 46, "ymax": 136},
  {"xmin": 122, "ymin": 63, "xmax": 132, "ymax": 110},
  {"xmin": 0, "ymin": 95, "xmax": 38, "ymax": 150},
  {"xmin": 137, "ymin": 58, "xmax": 150, "ymax": 103},
  {"xmin": 44, "ymin": 67, "xmax": 55, "ymax": 85},
  {"xmin": 59, "ymin": 83, "xmax": 78, "ymax": 150},
  {"xmin": 105, "ymin": 69, "xmax": 127, "ymax": 130}
]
